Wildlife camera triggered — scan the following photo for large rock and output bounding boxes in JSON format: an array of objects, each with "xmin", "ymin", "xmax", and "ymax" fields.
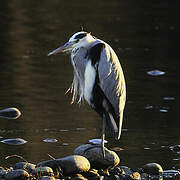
[
  {"xmin": 74, "ymin": 144, "xmax": 120, "ymax": 170},
  {"xmin": 36, "ymin": 155, "xmax": 90, "ymax": 176}
]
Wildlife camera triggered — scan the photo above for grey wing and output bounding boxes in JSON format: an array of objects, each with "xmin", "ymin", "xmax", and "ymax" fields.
[{"xmin": 97, "ymin": 44, "xmax": 126, "ymax": 139}]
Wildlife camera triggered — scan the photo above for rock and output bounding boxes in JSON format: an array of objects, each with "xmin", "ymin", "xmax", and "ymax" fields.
[
  {"xmin": 142, "ymin": 163, "xmax": 163, "ymax": 175},
  {"xmin": 1, "ymin": 138, "xmax": 27, "ymax": 145},
  {"xmin": 14, "ymin": 162, "xmax": 36, "ymax": 173},
  {"xmin": 74, "ymin": 144, "xmax": 120, "ymax": 170},
  {"xmin": 36, "ymin": 155, "xmax": 90, "ymax": 176},
  {"xmin": 5, "ymin": 169, "xmax": 29, "ymax": 180},
  {"xmin": 32, "ymin": 166, "xmax": 54, "ymax": 177}
]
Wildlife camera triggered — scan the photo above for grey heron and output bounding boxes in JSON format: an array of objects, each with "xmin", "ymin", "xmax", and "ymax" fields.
[{"xmin": 48, "ymin": 31, "xmax": 126, "ymax": 157}]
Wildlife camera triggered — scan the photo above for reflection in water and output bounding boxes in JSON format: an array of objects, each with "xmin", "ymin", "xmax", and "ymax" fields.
[{"xmin": 0, "ymin": 0, "xmax": 180, "ymax": 171}]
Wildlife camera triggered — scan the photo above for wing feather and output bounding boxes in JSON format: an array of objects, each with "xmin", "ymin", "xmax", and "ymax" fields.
[{"xmin": 97, "ymin": 43, "xmax": 126, "ymax": 139}]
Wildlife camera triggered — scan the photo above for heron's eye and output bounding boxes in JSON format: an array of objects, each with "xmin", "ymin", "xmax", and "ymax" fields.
[{"xmin": 75, "ymin": 39, "xmax": 79, "ymax": 43}]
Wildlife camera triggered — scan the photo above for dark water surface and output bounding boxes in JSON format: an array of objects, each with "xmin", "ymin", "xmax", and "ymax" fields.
[{"xmin": 0, "ymin": 0, "xmax": 180, "ymax": 170}]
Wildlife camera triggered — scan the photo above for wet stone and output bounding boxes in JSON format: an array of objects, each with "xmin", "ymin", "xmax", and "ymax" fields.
[
  {"xmin": 32, "ymin": 166, "xmax": 54, "ymax": 177},
  {"xmin": 5, "ymin": 169, "xmax": 29, "ymax": 180},
  {"xmin": 1, "ymin": 138, "xmax": 27, "ymax": 145},
  {"xmin": 37, "ymin": 155, "xmax": 90, "ymax": 176},
  {"xmin": 142, "ymin": 163, "xmax": 163, "ymax": 175},
  {"xmin": 14, "ymin": 162, "xmax": 36, "ymax": 173},
  {"xmin": 74, "ymin": 144, "xmax": 120, "ymax": 170}
]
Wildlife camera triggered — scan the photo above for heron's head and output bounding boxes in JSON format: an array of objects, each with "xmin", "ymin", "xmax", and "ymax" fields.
[{"xmin": 48, "ymin": 31, "xmax": 96, "ymax": 56}]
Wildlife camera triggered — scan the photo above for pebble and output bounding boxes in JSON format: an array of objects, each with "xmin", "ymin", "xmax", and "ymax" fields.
[
  {"xmin": 1, "ymin": 138, "xmax": 27, "ymax": 145},
  {"xmin": 5, "ymin": 169, "xmax": 29, "ymax": 180},
  {"xmin": 0, "ymin": 144, "xmax": 179, "ymax": 179},
  {"xmin": 14, "ymin": 162, "xmax": 36, "ymax": 173},
  {"xmin": 37, "ymin": 155, "xmax": 90, "ymax": 176},
  {"xmin": 32, "ymin": 166, "xmax": 54, "ymax": 177},
  {"xmin": 142, "ymin": 163, "xmax": 163, "ymax": 175},
  {"xmin": 74, "ymin": 144, "xmax": 120, "ymax": 170}
]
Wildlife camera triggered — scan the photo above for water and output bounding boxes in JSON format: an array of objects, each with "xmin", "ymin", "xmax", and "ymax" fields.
[{"xmin": 0, "ymin": 0, "xmax": 180, "ymax": 172}]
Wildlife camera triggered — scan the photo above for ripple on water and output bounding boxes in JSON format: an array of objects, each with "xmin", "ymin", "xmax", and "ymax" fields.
[
  {"xmin": 76, "ymin": 128, "xmax": 86, "ymax": 131},
  {"xmin": 59, "ymin": 129, "xmax": 69, "ymax": 132},
  {"xmin": 43, "ymin": 138, "xmax": 58, "ymax": 143},
  {"xmin": 147, "ymin": 70, "xmax": 165, "ymax": 76},
  {"xmin": 88, "ymin": 139, "xmax": 108, "ymax": 145},
  {"xmin": 145, "ymin": 105, "xmax": 153, "ymax": 110},
  {"xmin": 160, "ymin": 109, "xmax": 168, "ymax": 113},
  {"xmin": 62, "ymin": 143, "xmax": 69, "ymax": 146},
  {"xmin": 163, "ymin": 97, "xmax": 176, "ymax": 101},
  {"xmin": 1, "ymin": 138, "xmax": 27, "ymax": 145},
  {"xmin": 163, "ymin": 170, "xmax": 180, "ymax": 179}
]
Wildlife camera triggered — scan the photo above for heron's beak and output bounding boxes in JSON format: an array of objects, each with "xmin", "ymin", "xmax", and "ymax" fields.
[{"xmin": 48, "ymin": 41, "xmax": 72, "ymax": 56}]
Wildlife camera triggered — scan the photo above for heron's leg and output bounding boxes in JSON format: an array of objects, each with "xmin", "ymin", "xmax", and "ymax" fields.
[{"xmin": 101, "ymin": 114, "xmax": 106, "ymax": 158}]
